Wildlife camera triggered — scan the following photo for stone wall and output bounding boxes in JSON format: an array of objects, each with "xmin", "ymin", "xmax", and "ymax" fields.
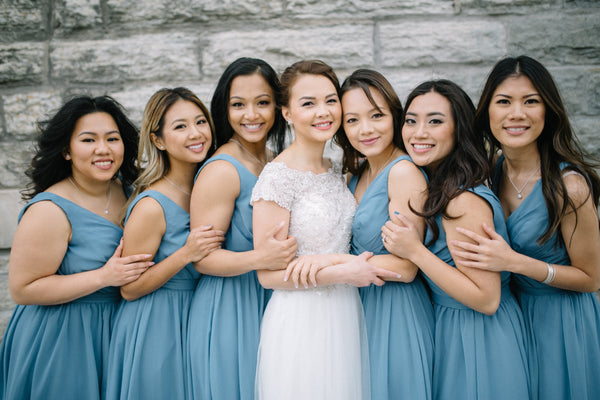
[{"xmin": 1, "ymin": 0, "xmax": 599, "ymax": 333}]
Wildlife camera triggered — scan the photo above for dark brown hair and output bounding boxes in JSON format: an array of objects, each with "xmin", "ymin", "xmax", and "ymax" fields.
[
  {"xmin": 335, "ymin": 69, "xmax": 404, "ymax": 175},
  {"xmin": 475, "ymin": 55, "xmax": 600, "ymax": 245}
]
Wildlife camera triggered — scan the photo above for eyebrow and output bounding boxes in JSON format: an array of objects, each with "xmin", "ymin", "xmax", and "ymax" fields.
[
  {"xmin": 170, "ymin": 114, "xmax": 205, "ymax": 125},
  {"xmin": 405, "ymin": 111, "xmax": 445, "ymax": 117},
  {"xmin": 230, "ymin": 94, "xmax": 272, "ymax": 100},
  {"xmin": 299, "ymin": 93, "xmax": 337, "ymax": 101},
  {"xmin": 494, "ymin": 93, "xmax": 539, "ymax": 98},
  {"xmin": 344, "ymin": 106, "xmax": 384, "ymax": 117},
  {"xmin": 77, "ymin": 130, "xmax": 119, "ymax": 136}
]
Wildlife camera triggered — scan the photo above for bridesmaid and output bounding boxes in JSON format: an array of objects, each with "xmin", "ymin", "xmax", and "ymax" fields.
[
  {"xmin": 0, "ymin": 96, "xmax": 153, "ymax": 399},
  {"xmin": 336, "ymin": 69, "xmax": 434, "ymax": 399},
  {"xmin": 451, "ymin": 55, "xmax": 600, "ymax": 400},
  {"xmin": 382, "ymin": 80, "xmax": 531, "ymax": 400},
  {"xmin": 186, "ymin": 57, "xmax": 297, "ymax": 400},
  {"xmin": 104, "ymin": 88, "xmax": 224, "ymax": 399}
]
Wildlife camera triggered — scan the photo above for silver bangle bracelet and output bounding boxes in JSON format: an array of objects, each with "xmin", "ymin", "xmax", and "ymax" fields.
[{"xmin": 541, "ymin": 262, "xmax": 556, "ymax": 284}]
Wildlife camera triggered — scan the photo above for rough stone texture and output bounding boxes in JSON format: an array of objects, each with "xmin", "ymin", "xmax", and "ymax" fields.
[
  {"xmin": 2, "ymin": 90, "xmax": 62, "ymax": 139},
  {"xmin": 507, "ymin": 13, "xmax": 600, "ymax": 65},
  {"xmin": 54, "ymin": 0, "xmax": 103, "ymax": 32},
  {"xmin": 50, "ymin": 33, "xmax": 201, "ymax": 84},
  {"xmin": 0, "ymin": 141, "xmax": 35, "ymax": 189},
  {"xmin": 379, "ymin": 19, "xmax": 506, "ymax": 67},
  {"xmin": 0, "ymin": 0, "xmax": 599, "ymax": 336},
  {"xmin": 0, "ymin": 42, "xmax": 45, "ymax": 85},
  {"xmin": 106, "ymin": 0, "xmax": 283, "ymax": 26},
  {"xmin": 202, "ymin": 25, "xmax": 375, "ymax": 77},
  {"xmin": 0, "ymin": 190, "xmax": 22, "ymax": 249},
  {"xmin": 0, "ymin": 0, "xmax": 47, "ymax": 42},
  {"xmin": 286, "ymin": 0, "xmax": 455, "ymax": 18}
]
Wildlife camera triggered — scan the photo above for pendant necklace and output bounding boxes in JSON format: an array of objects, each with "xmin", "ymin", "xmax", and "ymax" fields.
[
  {"xmin": 506, "ymin": 165, "xmax": 540, "ymax": 199},
  {"xmin": 366, "ymin": 148, "xmax": 397, "ymax": 187},
  {"xmin": 163, "ymin": 175, "xmax": 191, "ymax": 196},
  {"xmin": 68, "ymin": 176, "xmax": 112, "ymax": 214},
  {"xmin": 229, "ymin": 138, "xmax": 266, "ymax": 167}
]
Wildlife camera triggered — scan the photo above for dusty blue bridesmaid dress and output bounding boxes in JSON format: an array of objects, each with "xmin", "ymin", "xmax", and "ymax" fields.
[
  {"xmin": 0, "ymin": 193, "xmax": 122, "ymax": 400},
  {"xmin": 104, "ymin": 190, "xmax": 200, "ymax": 399},
  {"xmin": 349, "ymin": 156, "xmax": 434, "ymax": 400},
  {"xmin": 494, "ymin": 156, "xmax": 600, "ymax": 400},
  {"xmin": 186, "ymin": 154, "xmax": 270, "ymax": 400},
  {"xmin": 424, "ymin": 185, "xmax": 531, "ymax": 400}
]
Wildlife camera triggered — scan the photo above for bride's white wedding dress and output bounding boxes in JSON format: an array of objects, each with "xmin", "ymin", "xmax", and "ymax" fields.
[{"xmin": 252, "ymin": 161, "xmax": 370, "ymax": 400}]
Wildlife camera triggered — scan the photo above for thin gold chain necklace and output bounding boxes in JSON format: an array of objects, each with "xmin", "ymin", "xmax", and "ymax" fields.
[
  {"xmin": 163, "ymin": 175, "xmax": 191, "ymax": 196},
  {"xmin": 229, "ymin": 138, "xmax": 266, "ymax": 167},
  {"xmin": 366, "ymin": 148, "xmax": 397, "ymax": 187},
  {"xmin": 68, "ymin": 176, "xmax": 112, "ymax": 214}
]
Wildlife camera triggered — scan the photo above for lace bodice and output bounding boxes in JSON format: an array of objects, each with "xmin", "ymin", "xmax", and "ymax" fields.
[{"xmin": 251, "ymin": 161, "xmax": 357, "ymax": 256}]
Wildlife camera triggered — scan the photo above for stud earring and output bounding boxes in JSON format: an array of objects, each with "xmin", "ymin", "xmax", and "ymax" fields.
[{"xmin": 65, "ymin": 154, "xmax": 71, "ymax": 160}]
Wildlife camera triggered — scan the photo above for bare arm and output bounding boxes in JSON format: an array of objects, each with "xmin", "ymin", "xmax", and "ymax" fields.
[
  {"xmin": 451, "ymin": 173, "xmax": 600, "ymax": 292},
  {"xmin": 383, "ymin": 192, "xmax": 502, "ymax": 315},
  {"xmin": 191, "ymin": 161, "xmax": 296, "ymax": 277},
  {"xmin": 254, "ymin": 200, "xmax": 398, "ymax": 290},
  {"xmin": 119, "ymin": 196, "xmax": 224, "ymax": 301},
  {"xmin": 370, "ymin": 160, "xmax": 427, "ymax": 282},
  {"xmin": 9, "ymin": 201, "xmax": 153, "ymax": 305}
]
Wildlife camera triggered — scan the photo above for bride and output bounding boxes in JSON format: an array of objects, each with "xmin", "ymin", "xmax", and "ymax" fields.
[{"xmin": 251, "ymin": 59, "xmax": 398, "ymax": 400}]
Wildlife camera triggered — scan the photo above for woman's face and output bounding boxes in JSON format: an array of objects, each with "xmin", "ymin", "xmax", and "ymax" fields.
[
  {"xmin": 402, "ymin": 91, "xmax": 455, "ymax": 171},
  {"xmin": 153, "ymin": 99, "xmax": 212, "ymax": 166},
  {"xmin": 228, "ymin": 72, "xmax": 276, "ymax": 144},
  {"xmin": 487, "ymin": 75, "xmax": 545, "ymax": 152},
  {"xmin": 282, "ymin": 74, "xmax": 342, "ymax": 144},
  {"xmin": 67, "ymin": 112, "xmax": 124, "ymax": 182},
  {"xmin": 342, "ymin": 86, "xmax": 395, "ymax": 159}
]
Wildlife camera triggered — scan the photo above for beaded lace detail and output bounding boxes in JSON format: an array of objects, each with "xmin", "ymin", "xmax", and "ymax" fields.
[{"xmin": 251, "ymin": 161, "xmax": 357, "ymax": 257}]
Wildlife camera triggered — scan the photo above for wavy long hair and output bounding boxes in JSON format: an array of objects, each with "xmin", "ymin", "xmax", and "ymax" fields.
[
  {"xmin": 335, "ymin": 68, "xmax": 404, "ymax": 175},
  {"xmin": 23, "ymin": 95, "xmax": 138, "ymax": 201},
  {"xmin": 405, "ymin": 80, "xmax": 488, "ymax": 245},
  {"xmin": 210, "ymin": 57, "xmax": 286, "ymax": 154},
  {"xmin": 129, "ymin": 87, "xmax": 215, "ymax": 202},
  {"xmin": 475, "ymin": 55, "xmax": 600, "ymax": 245}
]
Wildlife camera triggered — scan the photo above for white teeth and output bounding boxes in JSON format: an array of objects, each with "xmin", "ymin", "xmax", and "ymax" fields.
[
  {"xmin": 506, "ymin": 127, "xmax": 526, "ymax": 132},
  {"xmin": 94, "ymin": 161, "xmax": 112, "ymax": 166},
  {"xmin": 413, "ymin": 144, "xmax": 433, "ymax": 149},
  {"xmin": 314, "ymin": 122, "xmax": 330, "ymax": 128},
  {"xmin": 188, "ymin": 144, "xmax": 204, "ymax": 150},
  {"xmin": 244, "ymin": 124, "xmax": 261, "ymax": 130}
]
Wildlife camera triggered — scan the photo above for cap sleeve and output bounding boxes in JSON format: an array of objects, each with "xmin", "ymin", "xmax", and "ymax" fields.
[{"xmin": 251, "ymin": 162, "xmax": 297, "ymax": 211}]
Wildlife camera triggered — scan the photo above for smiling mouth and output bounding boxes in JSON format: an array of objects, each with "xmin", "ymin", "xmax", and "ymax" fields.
[
  {"xmin": 188, "ymin": 143, "xmax": 205, "ymax": 151},
  {"xmin": 243, "ymin": 123, "xmax": 263, "ymax": 130},
  {"xmin": 93, "ymin": 160, "xmax": 113, "ymax": 167},
  {"xmin": 313, "ymin": 122, "xmax": 332, "ymax": 129},
  {"xmin": 361, "ymin": 137, "xmax": 378, "ymax": 145},
  {"xmin": 505, "ymin": 127, "xmax": 528, "ymax": 134},
  {"xmin": 412, "ymin": 144, "xmax": 433, "ymax": 150}
]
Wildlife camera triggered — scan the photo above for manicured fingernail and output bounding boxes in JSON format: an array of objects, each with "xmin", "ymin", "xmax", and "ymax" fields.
[
  {"xmin": 303, "ymin": 284, "xmax": 308, "ymax": 289},
  {"xmin": 294, "ymin": 283, "xmax": 298, "ymax": 288},
  {"xmin": 397, "ymin": 274, "xmax": 402, "ymax": 278},
  {"xmin": 394, "ymin": 211, "xmax": 399, "ymax": 215},
  {"xmin": 283, "ymin": 276, "xmax": 288, "ymax": 282}
]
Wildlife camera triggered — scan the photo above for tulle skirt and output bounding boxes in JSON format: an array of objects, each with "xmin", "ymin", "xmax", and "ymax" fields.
[{"xmin": 255, "ymin": 284, "xmax": 370, "ymax": 400}]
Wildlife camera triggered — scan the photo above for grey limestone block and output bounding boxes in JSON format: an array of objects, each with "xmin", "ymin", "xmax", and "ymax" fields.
[
  {"xmin": 2, "ymin": 90, "xmax": 62, "ymax": 140},
  {"xmin": 202, "ymin": 25, "xmax": 374, "ymax": 76},
  {"xmin": 379, "ymin": 19, "xmax": 507, "ymax": 68},
  {"xmin": 0, "ymin": 42, "xmax": 45, "ymax": 85},
  {"xmin": 50, "ymin": 33, "xmax": 201, "ymax": 84}
]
